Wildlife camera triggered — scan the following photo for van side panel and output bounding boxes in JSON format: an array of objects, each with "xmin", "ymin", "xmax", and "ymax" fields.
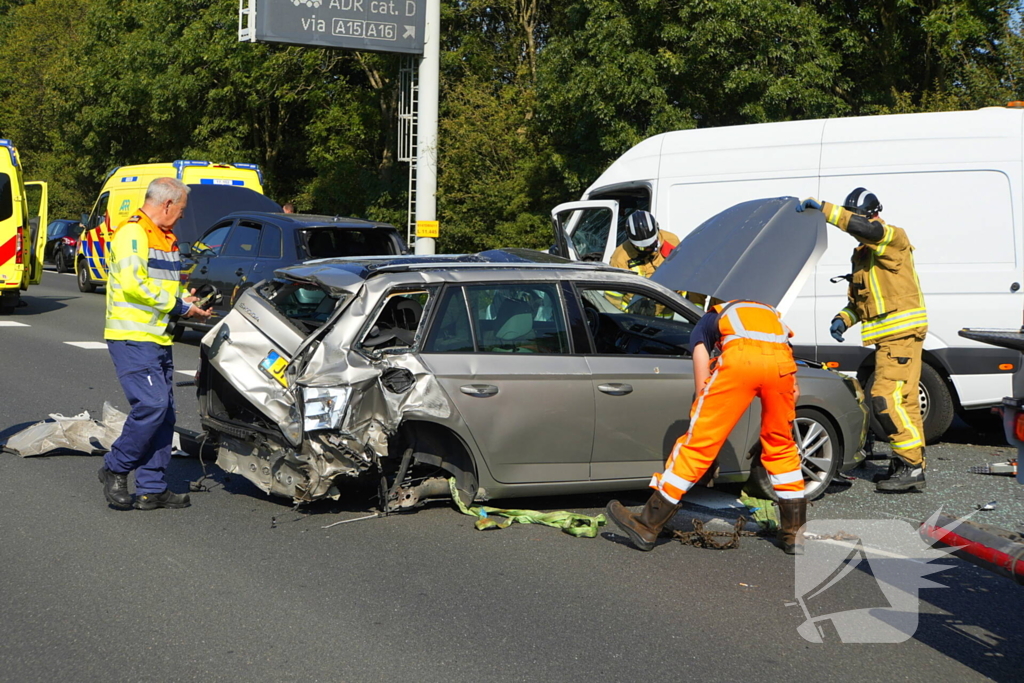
[{"xmin": 819, "ymin": 109, "xmax": 1024, "ymax": 406}]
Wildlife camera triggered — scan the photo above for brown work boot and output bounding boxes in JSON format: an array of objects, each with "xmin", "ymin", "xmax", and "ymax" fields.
[
  {"xmin": 777, "ymin": 498, "xmax": 807, "ymax": 555},
  {"xmin": 606, "ymin": 491, "xmax": 681, "ymax": 551}
]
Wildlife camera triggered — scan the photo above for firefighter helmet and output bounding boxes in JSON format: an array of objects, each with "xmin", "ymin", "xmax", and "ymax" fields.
[
  {"xmin": 844, "ymin": 187, "xmax": 882, "ymax": 218},
  {"xmin": 626, "ymin": 210, "xmax": 659, "ymax": 249}
]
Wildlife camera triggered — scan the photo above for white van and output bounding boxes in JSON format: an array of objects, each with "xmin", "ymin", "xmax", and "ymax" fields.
[{"xmin": 551, "ymin": 106, "xmax": 1024, "ymax": 441}]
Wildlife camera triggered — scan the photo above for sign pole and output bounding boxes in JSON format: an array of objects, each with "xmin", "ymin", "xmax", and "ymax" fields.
[{"xmin": 413, "ymin": 0, "xmax": 439, "ymax": 255}]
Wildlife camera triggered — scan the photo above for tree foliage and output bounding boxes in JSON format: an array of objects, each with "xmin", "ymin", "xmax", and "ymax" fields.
[{"xmin": 0, "ymin": 0, "xmax": 1020, "ymax": 250}]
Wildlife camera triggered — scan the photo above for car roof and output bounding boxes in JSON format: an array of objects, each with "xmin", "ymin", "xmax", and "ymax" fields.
[
  {"xmin": 277, "ymin": 248, "xmax": 631, "ymax": 290},
  {"xmin": 219, "ymin": 211, "xmax": 397, "ymax": 230}
]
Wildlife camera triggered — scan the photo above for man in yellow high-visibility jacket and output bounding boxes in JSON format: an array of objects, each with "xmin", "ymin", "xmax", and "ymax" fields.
[
  {"xmin": 798, "ymin": 188, "xmax": 927, "ymax": 493},
  {"xmin": 98, "ymin": 177, "xmax": 211, "ymax": 510}
]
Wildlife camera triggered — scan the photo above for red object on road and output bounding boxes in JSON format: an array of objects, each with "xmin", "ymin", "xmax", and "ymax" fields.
[{"xmin": 920, "ymin": 513, "xmax": 1024, "ymax": 586}]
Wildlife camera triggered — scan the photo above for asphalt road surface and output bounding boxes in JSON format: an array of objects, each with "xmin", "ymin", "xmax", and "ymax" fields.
[{"xmin": 1, "ymin": 270, "xmax": 1022, "ymax": 683}]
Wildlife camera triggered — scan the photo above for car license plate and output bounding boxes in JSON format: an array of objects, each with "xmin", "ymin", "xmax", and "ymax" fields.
[{"xmin": 259, "ymin": 350, "xmax": 289, "ymax": 387}]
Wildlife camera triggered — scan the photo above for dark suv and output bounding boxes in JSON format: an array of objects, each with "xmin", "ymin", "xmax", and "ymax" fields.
[{"xmin": 178, "ymin": 212, "xmax": 406, "ymax": 334}]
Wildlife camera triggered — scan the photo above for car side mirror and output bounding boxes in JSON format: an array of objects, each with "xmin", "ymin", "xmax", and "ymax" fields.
[
  {"xmin": 80, "ymin": 212, "xmax": 89, "ymax": 226},
  {"xmin": 178, "ymin": 242, "xmax": 192, "ymax": 258}
]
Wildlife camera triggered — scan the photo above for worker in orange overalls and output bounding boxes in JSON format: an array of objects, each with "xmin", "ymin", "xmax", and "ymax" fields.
[{"xmin": 606, "ymin": 300, "xmax": 807, "ymax": 554}]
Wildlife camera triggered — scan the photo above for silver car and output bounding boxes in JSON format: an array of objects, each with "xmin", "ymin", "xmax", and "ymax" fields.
[{"xmin": 197, "ymin": 202, "xmax": 867, "ymax": 509}]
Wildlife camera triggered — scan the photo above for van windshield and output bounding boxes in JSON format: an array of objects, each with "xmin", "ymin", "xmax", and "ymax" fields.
[
  {"xmin": 0, "ymin": 174, "xmax": 12, "ymax": 222},
  {"xmin": 302, "ymin": 228, "xmax": 397, "ymax": 259}
]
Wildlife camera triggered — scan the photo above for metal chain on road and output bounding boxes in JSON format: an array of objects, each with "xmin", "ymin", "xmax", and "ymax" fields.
[{"xmin": 670, "ymin": 516, "xmax": 760, "ymax": 550}]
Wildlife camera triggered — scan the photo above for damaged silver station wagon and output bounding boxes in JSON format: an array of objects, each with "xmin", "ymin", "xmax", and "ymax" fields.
[{"xmin": 198, "ymin": 198, "xmax": 869, "ymax": 510}]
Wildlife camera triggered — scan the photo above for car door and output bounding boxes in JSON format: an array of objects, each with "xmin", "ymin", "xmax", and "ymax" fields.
[
  {"xmin": 204, "ymin": 220, "xmax": 262, "ymax": 315},
  {"xmin": 575, "ymin": 282, "xmax": 754, "ymax": 480},
  {"xmin": 185, "ymin": 221, "xmax": 232, "ymax": 308},
  {"xmin": 419, "ymin": 282, "xmax": 595, "ymax": 484},
  {"xmin": 550, "ymin": 200, "xmax": 620, "ymax": 262},
  {"xmin": 81, "ymin": 191, "xmax": 110, "ymax": 280},
  {"xmin": 251, "ymin": 222, "xmax": 283, "ymax": 286}
]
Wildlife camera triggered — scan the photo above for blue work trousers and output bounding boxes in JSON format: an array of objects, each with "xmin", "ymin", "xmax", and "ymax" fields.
[{"xmin": 104, "ymin": 341, "xmax": 176, "ymax": 494}]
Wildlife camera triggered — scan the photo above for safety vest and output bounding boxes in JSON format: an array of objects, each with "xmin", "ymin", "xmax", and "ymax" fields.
[
  {"xmin": 713, "ymin": 300, "xmax": 794, "ymax": 350},
  {"xmin": 822, "ymin": 202, "xmax": 927, "ymax": 345},
  {"xmin": 103, "ymin": 211, "xmax": 183, "ymax": 345}
]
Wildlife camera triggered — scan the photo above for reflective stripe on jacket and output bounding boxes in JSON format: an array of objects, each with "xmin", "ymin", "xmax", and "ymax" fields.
[
  {"xmin": 821, "ymin": 201, "xmax": 927, "ymax": 345},
  {"xmin": 103, "ymin": 211, "xmax": 183, "ymax": 345},
  {"xmin": 713, "ymin": 300, "xmax": 794, "ymax": 350}
]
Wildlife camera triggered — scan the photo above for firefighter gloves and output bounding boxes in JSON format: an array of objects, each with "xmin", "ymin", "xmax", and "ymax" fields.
[
  {"xmin": 830, "ymin": 317, "xmax": 847, "ymax": 342},
  {"xmin": 796, "ymin": 198, "xmax": 822, "ymax": 213}
]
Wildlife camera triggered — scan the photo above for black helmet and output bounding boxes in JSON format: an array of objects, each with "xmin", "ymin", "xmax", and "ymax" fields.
[
  {"xmin": 843, "ymin": 187, "xmax": 882, "ymax": 218},
  {"xmin": 626, "ymin": 210, "xmax": 659, "ymax": 250}
]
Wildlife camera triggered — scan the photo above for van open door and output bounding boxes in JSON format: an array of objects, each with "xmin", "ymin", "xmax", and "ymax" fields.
[
  {"xmin": 23, "ymin": 181, "xmax": 47, "ymax": 285},
  {"xmin": 550, "ymin": 200, "xmax": 620, "ymax": 262}
]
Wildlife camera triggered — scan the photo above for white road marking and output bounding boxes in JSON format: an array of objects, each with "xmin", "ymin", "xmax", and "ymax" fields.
[
  {"xmin": 0, "ymin": 321, "xmax": 29, "ymax": 327},
  {"xmin": 64, "ymin": 341, "xmax": 108, "ymax": 349}
]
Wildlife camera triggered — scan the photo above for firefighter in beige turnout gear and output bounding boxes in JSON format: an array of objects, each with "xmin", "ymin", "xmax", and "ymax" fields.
[{"xmin": 798, "ymin": 188, "xmax": 927, "ymax": 492}]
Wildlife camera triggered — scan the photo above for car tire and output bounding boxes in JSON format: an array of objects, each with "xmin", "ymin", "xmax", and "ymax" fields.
[
  {"xmin": 77, "ymin": 260, "xmax": 96, "ymax": 293},
  {"xmin": 864, "ymin": 363, "xmax": 953, "ymax": 444},
  {"xmin": 55, "ymin": 250, "xmax": 67, "ymax": 274},
  {"xmin": 748, "ymin": 407, "xmax": 841, "ymax": 501}
]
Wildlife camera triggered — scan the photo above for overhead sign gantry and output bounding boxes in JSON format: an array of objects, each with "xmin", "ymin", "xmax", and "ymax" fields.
[{"xmin": 239, "ymin": 0, "xmax": 439, "ymax": 254}]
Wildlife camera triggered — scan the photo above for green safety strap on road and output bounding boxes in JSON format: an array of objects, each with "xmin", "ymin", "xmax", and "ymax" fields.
[
  {"xmin": 448, "ymin": 479, "xmax": 607, "ymax": 538},
  {"xmin": 739, "ymin": 492, "xmax": 779, "ymax": 533}
]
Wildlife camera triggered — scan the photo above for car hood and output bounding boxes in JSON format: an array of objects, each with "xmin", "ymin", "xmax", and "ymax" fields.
[
  {"xmin": 649, "ymin": 197, "xmax": 826, "ymax": 313},
  {"xmin": 176, "ymin": 185, "xmax": 281, "ymax": 244}
]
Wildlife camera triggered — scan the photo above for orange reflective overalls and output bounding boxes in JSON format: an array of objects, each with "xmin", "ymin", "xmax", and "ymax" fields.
[{"xmin": 651, "ymin": 301, "xmax": 805, "ymax": 503}]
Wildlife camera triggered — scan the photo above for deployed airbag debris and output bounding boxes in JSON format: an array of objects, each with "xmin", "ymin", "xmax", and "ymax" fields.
[{"xmin": 2, "ymin": 403, "xmax": 127, "ymax": 457}]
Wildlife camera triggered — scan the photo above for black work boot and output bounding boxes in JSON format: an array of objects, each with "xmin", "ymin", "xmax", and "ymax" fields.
[
  {"xmin": 776, "ymin": 498, "xmax": 807, "ymax": 555},
  {"xmin": 98, "ymin": 466, "xmax": 132, "ymax": 510},
  {"xmin": 606, "ymin": 491, "xmax": 681, "ymax": 551},
  {"xmin": 876, "ymin": 457, "xmax": 926, "ymax": 492},
  {"xmin": 134, "ymin": 490, "xmax": 191, "ymax": 510}
]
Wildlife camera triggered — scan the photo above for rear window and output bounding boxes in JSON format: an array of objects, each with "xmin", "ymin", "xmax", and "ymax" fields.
[
  {"xmin": 257, "ymin": 279, "xmax": 345, "ymax": 334},
  {"xmin": 0, "ymin": 173, "xmax": 12, "ymax": 222},
  {"xmin": 302, "ymin": 228, "xmax": 398, "ymax": 259}
]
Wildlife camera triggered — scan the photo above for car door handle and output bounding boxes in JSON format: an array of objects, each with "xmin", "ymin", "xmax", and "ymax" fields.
[
  {"xmin": 199, "ymin": 266, "xmax": 208, "ymax": 274},
  {"xmin": 235, "ymin": 268, "xmax": 245, "ymax": 277},
  {"xmin": 460, "ymin": 384, "xmax": 499, "ymax": 398},
  {"xmin": 598, "ymin": 383, "xmax": 633, "ymax": 396}
]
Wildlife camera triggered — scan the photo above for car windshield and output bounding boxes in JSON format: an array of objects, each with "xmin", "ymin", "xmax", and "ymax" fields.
[
  {"xmin": 257, "ymin": 279, "xmax": 345, "ymax": 334},
  {"xmin": 302, "ymin": 228, "xmax": 396, "ymax": 259}
]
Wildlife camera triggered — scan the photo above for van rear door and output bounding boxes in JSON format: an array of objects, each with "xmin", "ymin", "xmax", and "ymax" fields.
[
  {"xmin": 24, "ymin": 181, "xmax": 47, "ymax": 285},
  {"xmin": 550, "ymin": 200, "xmax": 620, "ymax": 262}
]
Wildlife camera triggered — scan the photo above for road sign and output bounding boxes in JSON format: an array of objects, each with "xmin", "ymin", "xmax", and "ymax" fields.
[{"xmin": 240, "ymin": 0, "xmax": 426, "ymax": 55}]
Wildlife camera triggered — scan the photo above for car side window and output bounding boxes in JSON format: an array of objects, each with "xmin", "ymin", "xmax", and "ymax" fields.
[
  {"xmin": 578, "ymin": 286, "xmax": 694, "ymax": 357},
  {"xmin": 258, "ymin": 224, "xmax": 282, "ymax": 259},
  {"xmin": 197, "ymin": 224, "xmax": 232, "ymax": 255},
  {"xmin": 360, "ymin": 290, "xmax": 432, "ymax": 354},
  {"xmin": 466, "ymin": 283, "xmax": 569, "ymax": 354},
  {"xmin": 222, "ymin": 222, "xmax": 261, "ymax": 257},
  {"xmin": 423, "ymin": 287, "xmax": 475, "ymax": 353}
]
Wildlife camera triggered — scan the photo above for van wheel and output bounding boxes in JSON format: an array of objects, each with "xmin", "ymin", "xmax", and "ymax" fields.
[
  {"xmin": 748, "ymin": 408, "xmax": 841, "ymax": 501},
  {"xmin": 0, "ymin": 291, "xmax": 17, "ymax": 315},
  {"xmin": 864, "ymin": 363, "xmax": 954, "ymax": 444},
  {"xmin": 77, "ymin": 260, "xmax": 96, "ymax": 293}
]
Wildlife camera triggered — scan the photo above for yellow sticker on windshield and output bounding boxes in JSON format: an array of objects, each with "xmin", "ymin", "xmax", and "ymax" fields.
[{"xmin": 259, "ymin": 350, "xmax": 289, "ymax": 387}]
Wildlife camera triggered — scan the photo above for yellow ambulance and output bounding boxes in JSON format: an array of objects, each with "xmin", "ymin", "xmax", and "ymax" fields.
[
  {"xmin": 75, "ymin": 160, "xmax": 264, "ymax": 292},
  {"xmin": 0, "ymin": 139, "xmax": 48, "ymax": 314}
]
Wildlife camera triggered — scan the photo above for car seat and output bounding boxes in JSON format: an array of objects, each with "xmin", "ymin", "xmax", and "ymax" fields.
[{"xmin": 492, "ymin": 298, "xmax": 535, "ymax": 351}]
